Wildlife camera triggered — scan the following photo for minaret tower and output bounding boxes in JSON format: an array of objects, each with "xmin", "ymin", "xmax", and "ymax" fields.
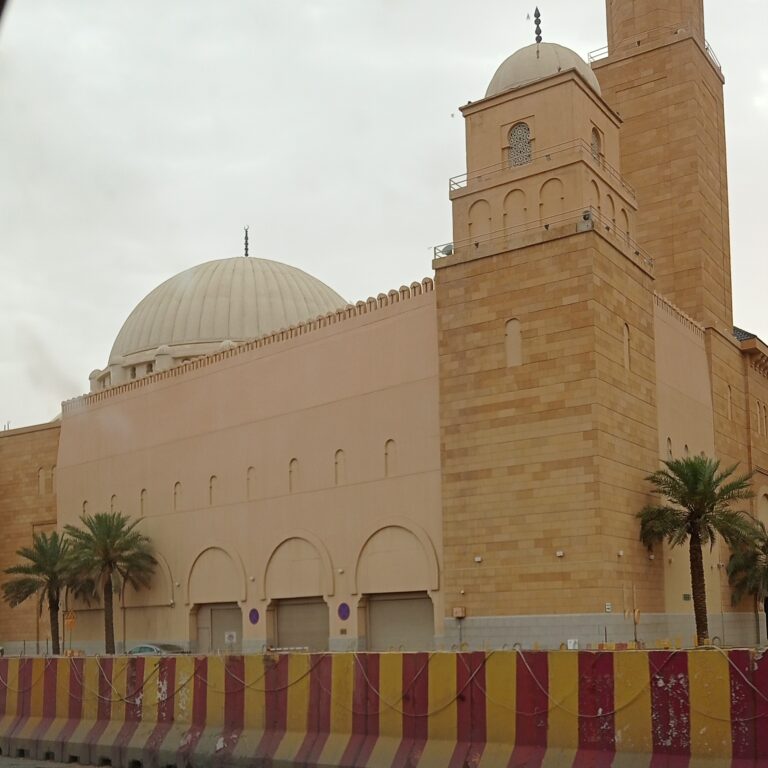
[
  {"xmin": 594, "ymin": 0, "xmax": 732, "ymax": 332},
  {"xmin": 434, "ymin": 18, "xmax": 662, "ymax": 638}
]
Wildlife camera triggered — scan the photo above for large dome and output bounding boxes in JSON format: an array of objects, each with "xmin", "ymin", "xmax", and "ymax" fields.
[
  {"xmin": 108, "ymin": 257, "xmax": 346, "ymax": 365},
  {"xmin": 486, "ymin": 42, "xmax": 601, "ymax": 98}
]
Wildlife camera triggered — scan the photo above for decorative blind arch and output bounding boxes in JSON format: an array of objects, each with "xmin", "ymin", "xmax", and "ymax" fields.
[
  {"xmin": 505, "ymin": 319, "xmax": 522, "ymax": 367},
  {"xmin": 334, "ymin": 450, "xmax": 346, "ymax": 486},
  {"xmin": 591, "ymin": 127, "xmax": 602, "ymax": 159},
  {"xmin": 623, "ymin": 323, "xmax": 631, "ymax": 371},
  {"xmin": 384, "ymin": 439, "xmax": 397, "ymax": 477}
]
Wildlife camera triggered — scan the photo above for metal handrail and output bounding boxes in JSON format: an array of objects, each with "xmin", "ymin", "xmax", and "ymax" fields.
[
  {"xmin": 588, "ymin": 46, "xmax": 609, "ymax": 64},
  {"xmin": 704, "ymin": 39, "xmax": 721, "ymax": 71},
  {"xmin": 588, "ymin": 22, "xmax": 722, "ymax": 71},
  {"xmin": 449, "ymin": 138, "xmax": 635, "ymax": 199},
  {"xmin": 433, "ymin": 206, "xmax": 654, "ymax": 272}
]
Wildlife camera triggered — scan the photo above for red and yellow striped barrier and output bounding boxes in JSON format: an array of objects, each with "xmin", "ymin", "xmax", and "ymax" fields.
[{"xmin": 0, "ymin": 649, "xmax": 765, "ymax": 767}]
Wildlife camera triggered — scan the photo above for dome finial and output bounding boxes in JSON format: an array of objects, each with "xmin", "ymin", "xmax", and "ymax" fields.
[
  {"xmin": 534, "ymin": 7, "xmax": 542, "ymax": 45},
  {"xmin": 244, "ymin": 226, "xmax": 249, "ymax": 258}
]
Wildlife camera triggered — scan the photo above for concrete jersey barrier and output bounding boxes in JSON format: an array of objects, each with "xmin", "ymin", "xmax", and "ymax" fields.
[{"xmin": 0, "ymin": 649, "xmax": 765, "ymax": 767}]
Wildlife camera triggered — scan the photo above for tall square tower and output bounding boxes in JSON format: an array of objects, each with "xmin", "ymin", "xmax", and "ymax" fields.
[{"xmin": 435, "ymin": 41, "xmax": 661, "ymax": 643}]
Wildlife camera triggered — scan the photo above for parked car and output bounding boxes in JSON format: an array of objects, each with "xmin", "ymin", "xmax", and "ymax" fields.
[{"xmin": 127, "ymin": 643, "xmax": 187, "ymax": 655}]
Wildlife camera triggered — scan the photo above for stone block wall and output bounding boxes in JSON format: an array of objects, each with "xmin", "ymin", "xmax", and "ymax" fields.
[{"xmin": 0, "ymin": 422, "xmax": 59, "ymax": 651}]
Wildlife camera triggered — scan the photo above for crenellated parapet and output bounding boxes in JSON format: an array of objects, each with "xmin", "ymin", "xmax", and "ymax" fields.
[
  {"xmin": 653, "ymin": 292, "xmax": 705, "ymax": 339},
  {"xmin": 62, "ymin": 278, "xmax": 434, "ymax": 414}
]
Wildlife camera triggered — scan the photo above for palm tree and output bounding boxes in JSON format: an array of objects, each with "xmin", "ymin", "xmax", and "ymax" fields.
[
  {"xmin": 2, "ymin": 531, "xmax": 71, "ymax": 654},
  {"xmin": 65, "ymin": 511, "xmax": 157, "ymax": 654},
  {"xmin": 727, "ymin": 520, "xmax": 768, "ymax": 642},
  {"xmin": 638, "ymin": 456, "xmax": 753, "ymax": 645}
]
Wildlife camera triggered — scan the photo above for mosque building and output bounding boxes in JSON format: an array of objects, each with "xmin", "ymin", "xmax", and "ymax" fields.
[{"xmin": 2, "ymin": 0, "xmax": 768, "ymax": 653}]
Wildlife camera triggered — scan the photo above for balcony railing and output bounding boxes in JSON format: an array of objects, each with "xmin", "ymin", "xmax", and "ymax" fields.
[
  {"xmin": 449, "ymin": 138, "xmax": 636, "ymax": 200},
  {"xmin": 588, "ymin": 23, "xmax": 722, "ymax": 71},
  {"xmin": 432, "ymin": 206, "xmax": 654, "ymax": 273},
  {"xmin": 588, "ymin": 46, "xmax": 609, "ymax": 64}
]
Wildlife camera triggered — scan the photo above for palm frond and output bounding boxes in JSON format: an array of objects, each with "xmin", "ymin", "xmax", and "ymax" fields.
[
  {"xmin": 637, "ymin": 505, "xmax": 687, "ymax": 548},
  {"xmin": 2, "ymin": 530, "xmax": 71, "ymax": 610},
  {"xmin": 728, "ymin": 520, "xmax": 768, "ymax": 604}
]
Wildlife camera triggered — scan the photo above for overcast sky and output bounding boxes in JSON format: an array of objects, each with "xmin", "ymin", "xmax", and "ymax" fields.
[{"xmin": 1, "ymin": 0, "xmax": 766, "ymax": 428}]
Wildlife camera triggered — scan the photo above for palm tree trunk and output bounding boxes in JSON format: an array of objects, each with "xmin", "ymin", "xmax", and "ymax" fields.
[
  {"xmin": 49, "ymin": 596, "xmax": 60, "ymax": 655},
  {"xmin": 689, "ymin": 529, "xmax": 709, "ymax": 644},
  {"xmin": 104, "ymin": 572, "xmax": 115, "ymax": 654}
]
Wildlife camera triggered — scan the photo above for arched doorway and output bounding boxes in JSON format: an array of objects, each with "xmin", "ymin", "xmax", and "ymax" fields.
[
  {"xmin": 356, "ymin": 525, "xmax": 436, "ymax": 651},
  {"xmin": 265, "ymin": 537, "xmax": 330, "ymax": 651},
  {"xmin": 188, "ymin": 547, "xmax": 243, "ymax": 653}
]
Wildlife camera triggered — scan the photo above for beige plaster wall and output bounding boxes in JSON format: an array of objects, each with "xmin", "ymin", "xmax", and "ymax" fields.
[
  {"xmin": 652, "ymin": 295, "xmax": 723, "ymax": 619},
  {"xmin": 57, "ymin": 288, "xmax": 443, "ymax": 651}
]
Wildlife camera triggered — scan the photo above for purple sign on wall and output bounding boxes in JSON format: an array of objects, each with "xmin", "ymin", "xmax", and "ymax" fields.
[
  {"xmin": 337, "ymin": 603, "xmax": 350, "ymax": 621},
  {"xmin": 248, "ymin": 608, "xmax": 260, "ymax": 625}
]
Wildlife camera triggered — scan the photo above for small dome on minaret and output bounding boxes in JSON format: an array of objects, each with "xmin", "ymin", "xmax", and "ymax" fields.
[{"xmin": 486, "ymin": 42, "xmax": 602, "ymax": 98}]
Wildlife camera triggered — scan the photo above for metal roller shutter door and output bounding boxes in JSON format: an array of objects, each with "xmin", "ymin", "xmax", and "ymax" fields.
[
  {"xmin": 196, "ymin": 602, "xmax": 242, "ymax": 653},
  {"xmin": 368, "ymin": 592, "xmax": 434, "ymax": 651},
  {"xmin": 275, "ymin": 597, "xmax": 329, "ymax": 651},
  {"xmin": 211, "ymin": 605, "xmax": 242, "ymax": 652}
]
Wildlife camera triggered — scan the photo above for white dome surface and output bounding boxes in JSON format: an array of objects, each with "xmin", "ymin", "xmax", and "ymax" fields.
[
  {"xmin": 109, "ymin": 257, "xmax": 346, "ymax": 364},
  {"xmin": 486, "ymin": 43, "xmax": 601, "ymax": 98}
]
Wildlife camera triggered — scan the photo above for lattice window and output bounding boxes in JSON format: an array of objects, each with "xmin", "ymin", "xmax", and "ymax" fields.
[{"xmin": 507, "ymin": 122, "xmax": 532, "ymax": 167}]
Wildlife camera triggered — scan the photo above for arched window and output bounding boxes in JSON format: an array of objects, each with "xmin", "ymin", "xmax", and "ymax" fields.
[
  {"xmin": 727, "ymin": 385, "xmax": 733, "ymax": 420},
  {"xmin": 666, "ymin": 437, "xmax": 673, "ymax": 459},
  {"xmin": 757, "ymin": 401, "xmax": 763, "ymax": 435},
  {"xmin": 684, "ymin": 444, "xmax": 690, "ymax": 457},
  {"xmin": 623, "ymin": 323, "xmax": 631, "ymax": 371},
  {"xmin": 334, "ymin": 450, "xmax": 346, "ymax": 486},
  {"xmin": 37, "ymin": 467, "xmax": 46, "ymax": 496},
  {"xmin": 209, "ymin": 475, "xmax": 218, "ymax": 506},
  {"xmin": 51, "ymin": 466, "xmax": 56, "ymax": 494},
  {"xmin": 289, "ymin": 459, "xmax": 299, "ymax": 493},
  {"xmin": 110, "ymin": 494, "xmax": 117, "ymax": 513},
  {"xmin": 140, "ymin": 488, "xmax": 147, "ymax": 517},
  {"xmin": 173, "ymin": 482, "xmax": 182, "ymax": 512},
  {"xmin": 384, "ymin": 439, "xmax": 397, "ymax": 478},
  {"xmin": 146, "ymin": 362, "xmax": 154, "ymax": 375},
  {"xmin": 247, "ymin": 466, "xmax": 256, "ymax": 500},
  {"xmin": 508, "ymin": 122, "xmax": 532, "ymax": 167},
  {"xmin": 505, "ymin": 318, "xmax": 522, "ymax": 367},
  {"xmin": 591, "ymin": 127, "xmax": 602, "ymax": 160},
  {"xmin": 129, "ymin": 366, "xmax": 137, "ymax": 380},
  {"xmin": 82, "ymin": 500, "xmax": 89, "ymax": 514}
]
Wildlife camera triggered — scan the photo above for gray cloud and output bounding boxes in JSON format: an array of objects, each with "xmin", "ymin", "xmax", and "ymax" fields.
[{"xmin": 1, "ymin": 0, "xmax": 766, "ymax": 427}]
